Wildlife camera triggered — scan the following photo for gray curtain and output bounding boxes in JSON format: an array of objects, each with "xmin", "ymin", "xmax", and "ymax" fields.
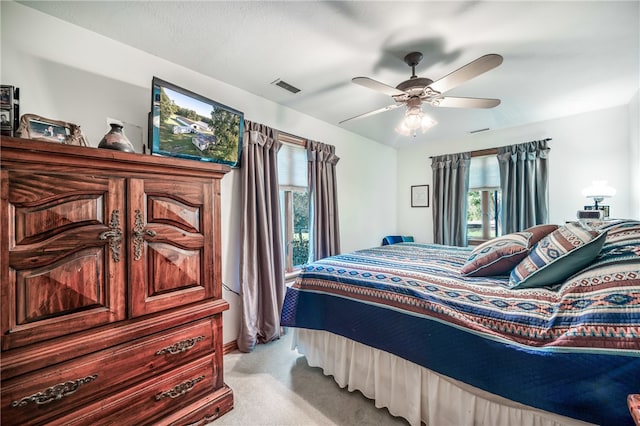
[
  {"xmin": 308, "ymin": 140, "xmax": 341, "ymax": 261},
  {"xmin": 431, "ymin": 152, "xmax": 471, "ymax": 246},
  {"xmin": 238, "ymin": 121, "xmax": 285, "ymax": 353},
  {"xmin": 497, "ymin": 139, "xmax": 550, "ymax": 234}
]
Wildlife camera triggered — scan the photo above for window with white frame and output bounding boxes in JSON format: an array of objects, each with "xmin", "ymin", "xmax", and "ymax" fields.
[
  {"xmin": 467, "ymin": 153, "xmax": 502, "ymax": 243},
  {"xmin": 277, "ymin": 136, "xmax": 309, "ymax": 275}
]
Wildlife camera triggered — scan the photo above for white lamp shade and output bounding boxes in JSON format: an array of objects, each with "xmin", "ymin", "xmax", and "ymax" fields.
[{"xmin": 582, "ymin": 180, "xmax": 616, "ymax": 199}]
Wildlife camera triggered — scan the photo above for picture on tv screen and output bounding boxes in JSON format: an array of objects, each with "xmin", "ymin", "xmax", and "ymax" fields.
[{"xmin": 150, "ymin": 77, "xmax": 244, "ymax": 167}]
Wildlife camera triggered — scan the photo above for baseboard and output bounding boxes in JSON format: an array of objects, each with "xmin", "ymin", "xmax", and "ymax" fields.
[{"xmin": 223, "ymin": 340, "xmax": 238, "ymax": 354}]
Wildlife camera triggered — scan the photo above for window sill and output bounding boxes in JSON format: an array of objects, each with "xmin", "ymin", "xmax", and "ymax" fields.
[{"xmin": 467, "ymin": 238, "xmax": 489, "ymax": 246}]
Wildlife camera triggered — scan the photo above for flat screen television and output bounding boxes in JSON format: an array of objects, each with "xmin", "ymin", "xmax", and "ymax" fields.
[{"xmin": 150, "ymin": 77, "xmax": 244, "ymax": 167}]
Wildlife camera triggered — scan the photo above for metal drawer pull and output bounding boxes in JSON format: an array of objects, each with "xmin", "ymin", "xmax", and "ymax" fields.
[
  {"xmin": 154, "ymin": 375, "xmax": 204, "ymax": 401},
  {"xmin": 99, "ymin": 210, "xmax": 122, "ymax": 262},
  {"xmin": 11, "ymin": 374, "xmax": 98, "ymax": 408},
  {"xmin": 155, "ymin": 336, "xmax": 205, "ymax": 356},
  {"xmin": 132, "ymin": 209, "xmax": 157, "ymax": 261}
]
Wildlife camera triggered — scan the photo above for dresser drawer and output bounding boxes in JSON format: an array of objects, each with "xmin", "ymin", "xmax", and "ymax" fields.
[
  {"xmin": 1, "ymin": 318, "xmax": 217, "ymax": 426},
  {"xmin": 53, "ymin": 356, "xmax": 217, "ymax": 426}
]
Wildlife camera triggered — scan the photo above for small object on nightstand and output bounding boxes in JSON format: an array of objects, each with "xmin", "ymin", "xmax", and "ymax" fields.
[{"xmin": 577, "ymin": 209, "xmax": 603, "ymax": 220}]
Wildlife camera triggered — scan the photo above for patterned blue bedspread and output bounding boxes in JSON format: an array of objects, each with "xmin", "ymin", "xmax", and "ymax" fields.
[{"xmin": 281, "ymin": 242, "xmax": 640, "ymax": 425}]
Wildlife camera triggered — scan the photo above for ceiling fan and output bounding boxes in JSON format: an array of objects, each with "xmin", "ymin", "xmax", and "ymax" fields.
[{"xmin": 340, "ymin": 52, "xmax": 503, "ymax": 136}]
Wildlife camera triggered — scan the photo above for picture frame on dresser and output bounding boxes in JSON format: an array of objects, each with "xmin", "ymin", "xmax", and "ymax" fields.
[
  {"xmin": 16, "ymin": 114, "xmax": 88, "ymax": 146},
  {"xmin": 0, "ymin": 85, "xmax": 19, "ymax": 137},
  {"xmin": 0, "ymin": 111, "xmax": 10, "ymax": 131}
]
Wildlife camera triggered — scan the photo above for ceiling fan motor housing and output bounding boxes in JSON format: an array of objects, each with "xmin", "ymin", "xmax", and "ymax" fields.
[{"xmin": 396, "ymin": 77, "xmax": 434, "ymax": 97}]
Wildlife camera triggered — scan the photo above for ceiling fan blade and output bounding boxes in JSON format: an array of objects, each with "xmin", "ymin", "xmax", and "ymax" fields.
[
  {"xmin": 339, "ymin": 103, "xmax": 403, "ymax": 124},
  {"xmin": 431, "ymin": 97, "xmax": 501, "ymax": 108},
  {"xmin": 427, "ymin": 54, "xmax": 503, "ymax": 95},
  {"xmin": 352, "ymin": 77, "xmax": 406, "ymax": 97}
]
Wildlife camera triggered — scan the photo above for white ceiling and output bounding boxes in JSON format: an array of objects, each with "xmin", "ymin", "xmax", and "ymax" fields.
[{"xmin": 17, "ymin": 1, "xmax": 640, "ymax": 148}]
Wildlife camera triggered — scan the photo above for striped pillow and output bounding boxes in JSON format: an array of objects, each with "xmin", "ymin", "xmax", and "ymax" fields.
[
  {"xmin": 509, "ymin": 222, "xmax": 607, "ymax": 289},
  {"xmin": 461, "ymin": 232, "xmax": 533, "ymax": 277}
]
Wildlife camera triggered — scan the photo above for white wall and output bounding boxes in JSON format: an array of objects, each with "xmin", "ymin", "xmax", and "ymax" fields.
[
  {"xmin": 0, "ymin": 1, "xmax": 398, "ymax": 344},
  {"xmin": 397, "ymin": 103, "xmax": 638, "ymax": 243},
  {"xmin": 629, "ymin": 91, "xmax": 640, "ymax": 218}
]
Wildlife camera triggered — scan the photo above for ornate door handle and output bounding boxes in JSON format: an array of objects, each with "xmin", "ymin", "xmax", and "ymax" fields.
[
  {"xmin": 154, "ymin": 375, "xmax": 204, "ymax": 401},
  {"xmin": 155, "ymin": 336, "xmax": 205, "ymax": 356},
  {"xmin": 133, "ymin": 209, "xmax": 156, "ymax": 261},
  {"xmin": 99, "ymin": 210, "xmax": 122, "ymax": 262},
  {"xmin": 11, "ymin": 375, "xmax": 98, "ymax": 408}
]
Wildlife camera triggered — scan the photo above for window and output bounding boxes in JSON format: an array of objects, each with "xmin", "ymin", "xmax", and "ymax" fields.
[
  {"xmin": 467, "ymin": 152, "xmax": 501, "ymax": 243},
  {"xmin": 277, "ymin": 135, "xmax": 309, "ymax": 276}
]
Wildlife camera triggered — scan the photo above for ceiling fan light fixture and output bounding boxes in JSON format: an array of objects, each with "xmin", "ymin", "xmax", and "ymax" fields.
[
  {"xmin": 420, "ymin": 115, "xmax": 437, "ymax": 132},
  {"xmin": 396, "ymin": 106, "xmax": 437, "ymax": 137},
  {"xmin": 404, "ymin": 105, "xmax": 423, "ymax": 129}
]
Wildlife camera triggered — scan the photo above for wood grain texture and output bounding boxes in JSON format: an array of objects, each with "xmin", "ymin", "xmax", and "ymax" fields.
[{"xmin": 1, "ymin": 137, "xmax": 232, "ymax": 425}]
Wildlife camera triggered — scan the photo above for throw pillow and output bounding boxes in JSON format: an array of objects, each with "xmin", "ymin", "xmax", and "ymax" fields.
[
  {"xmin": 509, "ymin": 222, "xmax": 607, "ymax": 289},
  {"xmin": 523, "ymin": 223, "xmax": 559, "ymax": 246},
  {"xmin": 461, "ymin": 232, "xmax": 533, "ymax": 277}
]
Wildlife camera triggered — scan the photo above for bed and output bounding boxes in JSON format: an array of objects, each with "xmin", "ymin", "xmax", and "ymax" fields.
[{"xmin": 280, "ymin": 220, "xmax": 640, "ymax": 426}]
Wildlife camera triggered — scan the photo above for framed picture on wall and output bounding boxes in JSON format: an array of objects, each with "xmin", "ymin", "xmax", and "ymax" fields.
[{"xmin": 411, "ymin": 185, "xmax": 429, "ymax": 208}]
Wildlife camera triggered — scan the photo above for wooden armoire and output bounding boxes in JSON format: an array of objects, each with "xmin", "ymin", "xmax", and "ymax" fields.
[{"xmin": 0, "ymin": 136, "xmax": 233, "ymax": 425}]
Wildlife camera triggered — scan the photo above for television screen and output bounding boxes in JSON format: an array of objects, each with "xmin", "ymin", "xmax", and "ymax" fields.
[{"xmin": 150, "ymin": 77, "xmax": 244, "ymax": 167}]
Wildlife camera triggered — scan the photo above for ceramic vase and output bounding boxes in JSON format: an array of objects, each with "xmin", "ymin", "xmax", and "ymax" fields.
[{"xmin": 98, "ymin": 123, "xmax": 135, "ymax": 153}]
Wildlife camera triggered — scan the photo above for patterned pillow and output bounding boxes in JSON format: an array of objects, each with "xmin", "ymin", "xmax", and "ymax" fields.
[
  {"xmin": 578, "ymin": 220, "xmax": 640, "ymax": 274},
  {"xmin": 509, "ymin": 222, "xmax": 607, "ymax": 289},
  {"xmin": 599, "ymin": 220, "xmax": 640, "ymax": 249},
  {"xmin": 461, "ymin": 232, "xmax": 533, "ymax": 277},
  {"xmin": 522, "ymin": 223, "xmax": 559, "ymax": 245}
]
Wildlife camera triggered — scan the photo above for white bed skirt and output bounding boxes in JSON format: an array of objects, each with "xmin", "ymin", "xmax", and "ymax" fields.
[{"xmin": 292, "ymin": 328, "xmax": 594, "ymax": 426}]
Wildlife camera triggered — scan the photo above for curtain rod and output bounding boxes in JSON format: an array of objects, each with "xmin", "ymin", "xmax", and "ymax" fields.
[{"xmin": 429, "ymin": 138, "xmax": 552, "ymax": 159}]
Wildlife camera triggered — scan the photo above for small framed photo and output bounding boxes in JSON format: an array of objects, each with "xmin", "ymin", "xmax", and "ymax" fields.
[
  {"xmin": 17, "ymin": 114, "xmax": 88, "ymax": 146},
  {"xmin": 1, "ymin": 84, "xmax": 19, "ymax": 137},
  {"xmin": 0, "ymin": 85, "xmax": 12, "ymax": 108},
  {"xmin": 411, "ymin": 185, "xmax": 429, "ymax": 208},
  {"xmin": 0, "ymin": 110, "xmax": 11, "ymax": 128}
]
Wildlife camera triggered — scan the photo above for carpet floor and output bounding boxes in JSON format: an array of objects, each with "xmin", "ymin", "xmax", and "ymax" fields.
[{"xmin": 213, "ymin": 331, "xmax": 409, "ymax": 426}]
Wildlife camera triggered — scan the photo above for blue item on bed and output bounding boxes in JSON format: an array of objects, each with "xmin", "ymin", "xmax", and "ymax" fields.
[{"xmin": 381, "ymin": 235, "xmax": 414, "ymax": 245}]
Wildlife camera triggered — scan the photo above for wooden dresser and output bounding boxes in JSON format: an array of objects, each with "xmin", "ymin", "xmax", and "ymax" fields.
[{"xmin": 0, "ymin": 137, "xmax": 233, "ymax": 425}]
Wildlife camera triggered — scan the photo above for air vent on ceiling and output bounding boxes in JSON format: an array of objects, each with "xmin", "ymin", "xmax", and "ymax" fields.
[
  {"xmin": 469, "ymin": 128, "xmax": 490, "ymax": 134},
  {"xmin": 271, "ymin": 78, "xmax": 301, "ymax": 94}
]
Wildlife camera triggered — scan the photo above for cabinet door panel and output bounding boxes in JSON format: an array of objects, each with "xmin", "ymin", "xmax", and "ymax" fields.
[
  {"xmin": 1, "ymin": 172, "xmax": 126, "ymax": 350},
  {"xmin": 148, "ymin": 196, "xmax": 200, "ymax": 233},
  {"xmin": 17, "ymin": 249, "xmax": 104, "ymax": 323},
  {"xmin": 129, "ymin": 178, "xmax": 215, "ymax": 317},
  {"xmin": 15, "ymin": 196, "xmax": 103, "ymax": 244},
  {"xmin": 148, "ymin": 243, "xmax": 201, "ymax": 293}
]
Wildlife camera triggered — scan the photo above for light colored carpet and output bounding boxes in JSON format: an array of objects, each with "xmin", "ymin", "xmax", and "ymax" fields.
[{"xmin": 213, "ymin": 331, "xmax": 409, "ymax": 426}]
